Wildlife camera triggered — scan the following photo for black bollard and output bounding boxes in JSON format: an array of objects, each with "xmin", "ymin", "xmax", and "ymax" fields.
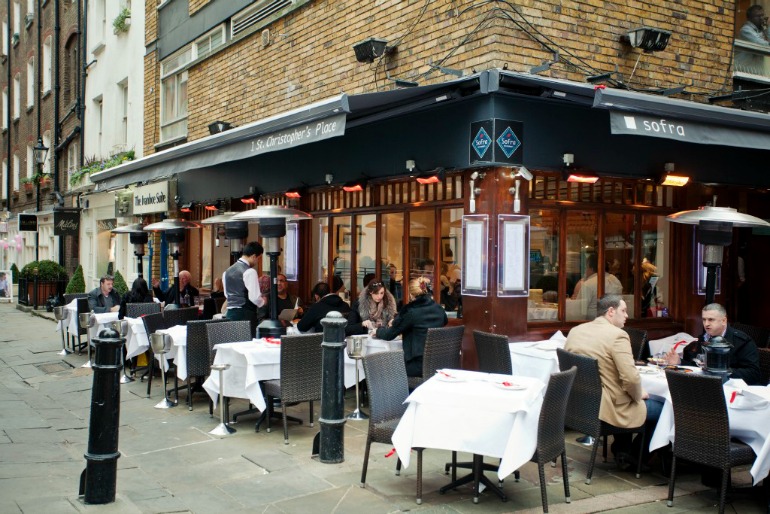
[
  {"xmin": 318, "ymin": 311, "xmax": 347, "ymax": 463},
  {"xmin": 79, "ymin": 326, "xmax": 124, "ymax": 504}
]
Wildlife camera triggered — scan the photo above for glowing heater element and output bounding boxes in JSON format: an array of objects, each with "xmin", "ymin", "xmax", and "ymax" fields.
[
  {"xmin": 567, "ymin": 174, "xmax": 599, "ymax": 184},
  {"xmin": 285, "ymin": 190, "xmax": 301, "ymax": 199},
  {"xmin": 660, "ymin": 174, "xmax": 689, "ymax": 187},
  {"xmin": 240, "ymin": 195, "xmax": 257, "ymax": 204},
  {"xmin": 416, "ymin": 175, "xmax": 440, "ymax": 185},
  {"xmin": 205, "ymin": 204, "xmax": 219, "ymax": 211},
  {"xmin": 343, "ymin": 183, "xmax": 364, "ymax": 192}
]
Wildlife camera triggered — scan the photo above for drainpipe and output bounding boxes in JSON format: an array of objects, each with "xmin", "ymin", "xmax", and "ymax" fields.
[
  {"xmin": 53, "ymin": 0, "xmax": 62, "ymax": 265},
  {"xmin": 5, "ymin": 0, "xmax": 11, "ymax": 211},
  {"xmin": 79, "ymin": 0, "xmax": 87, "ymax": 165}
]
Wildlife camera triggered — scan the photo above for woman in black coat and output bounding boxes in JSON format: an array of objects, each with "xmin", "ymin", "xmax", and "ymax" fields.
[
  {"xmin": 118, "ymin": 278, "xmax": 155, "ymax": 319},
  {"xmin": 375, "ymin": 277, "xmax": 448, "ymax": 376}
]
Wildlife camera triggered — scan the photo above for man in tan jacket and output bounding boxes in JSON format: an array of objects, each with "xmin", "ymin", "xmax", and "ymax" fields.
[{"xmin": 565, "ymin": 294, "xmax": 662, "ymax": 465}]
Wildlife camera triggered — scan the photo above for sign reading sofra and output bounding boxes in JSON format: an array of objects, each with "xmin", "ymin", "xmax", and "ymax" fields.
[
  {"xmin": 133, "ymin": 181, "xmax": 170, "ymax": 215},
  {"xmin": 18, "ymin": 214, "xmax": 37, "ymax": 232},
  {"xmin": 469, "ymin": 119, "xmax": 524, "ymax": 165}
]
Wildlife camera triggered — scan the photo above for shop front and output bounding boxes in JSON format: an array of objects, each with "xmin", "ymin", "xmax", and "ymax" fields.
[{"xmin": 90, "ymin": 70, "xmax": 770, "ymax": 367}]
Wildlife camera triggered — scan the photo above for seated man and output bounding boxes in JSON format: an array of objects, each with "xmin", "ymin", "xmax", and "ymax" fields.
[
  {"xmin": 565, "ymin": 294, "xmax": 663, "ymax": 466},
  {"xmin": 152, "ymin": 270, "xmax": 199, "ymax": 307},
  {"xmin": 297, "ymin": 281, "xmax": 351, "ymax": 334},
  {"xmin": 667, "ymin": 302, "xmax": 762, "ymax": 385},
  {"xmin": 87, "ymin": 274, "xmax": 122, "ymax": 313}
]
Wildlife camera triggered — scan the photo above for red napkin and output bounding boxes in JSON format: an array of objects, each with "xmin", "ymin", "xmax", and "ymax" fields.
[
  {"xmin": 672, "ymin": 340, "xmax": 692, "ymax": 351},
  {"xmin": 384, "ymin": 448, "xmax": 396, "ymax": 458},
  {"xmin": 730, "ymin": 391, "xmax": 738, "ymax": 404},
  {"xmin": 264, "ymin": 337, "xmax": 281, "ymax": 345}
]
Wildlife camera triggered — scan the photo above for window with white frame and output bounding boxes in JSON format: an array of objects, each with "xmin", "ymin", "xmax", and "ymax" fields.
[
  {"xmin": 1, "ymin": 160, "xmax": 6, "ymax": 198},
  {"xmin": 195, "ymin": 25, "xmax": 226, "ymax": 60},
  {"xmin": 42, "ymin": 131, "xmax": 51, "ymax": 174},
  {"xmin": 160, "ymin": 46, "xmax": 192, "ymax": 142},
  {"xmin": 12, "ymin": 1, "xmax": 20, "ymax": 36},
  {"xmin": 12, "ymin": 154, "xmax": 20, "ymax": 191},
  {"xmin": 94, "ymin": 96, "xmax": 103, "ymax": 152},
  {"xmin": 1, "ymin": 88, "xmax": 7, "ymax": 129},
  {"xmin": 26, "ymin": 0, "xmax": 33, "ymax": 15},
  {"xmin": 43, "ymin": 36, "xmax": 52, "ymax": 92},
  {"xmin": 67, "ymin": 143, "xmax": 78, "ymax": 178},
  {"xmin": 26, "ymin": 57, "xmax": 34, "ymax": 108},
  {"xmin": 26, "ymin": 144, "xmax": 33, "ymax": 179},
  {"xmin": 118, "ymin": 79, "xmax": 128, "ymax": 146},
  {"xmin": 12, "ymin": 73, "xmax": 20, "ymax": 119},
  {"xmin": 93, "ymin": 0, "xmax": 106, "ymax": 45},
  {"xmin": 2, "ymin": 21, "xmax": 8, "ymax": 55}
]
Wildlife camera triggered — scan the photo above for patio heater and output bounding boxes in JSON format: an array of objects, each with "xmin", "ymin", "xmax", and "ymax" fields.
[
  {"xmin": 201, "ymin": 212, "xmax": 247, "ymax": 266},
  {"xmin": 232, "ymin": 205, "xmax": 312, "ymax": 338},
  {"xmin": 143, "ymin": 219, "xmax": 202, "ymax": 306},
  {"xmin": 666, "ymin": 204, "xmax": 770, "ymax": 306},
  {"xmin": 111, "ymin": 224, "xmax": 148, "ymax": 279}
]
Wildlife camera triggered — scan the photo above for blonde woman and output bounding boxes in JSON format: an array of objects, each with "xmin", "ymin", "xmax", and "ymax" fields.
[{"xmin": 375, "ymin": 276, "xmax": 448, "ymax": 376}]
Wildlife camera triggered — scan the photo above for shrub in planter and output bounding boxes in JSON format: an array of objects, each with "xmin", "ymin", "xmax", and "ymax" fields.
[
  {"xmin": 21, "ymin": 260, "xmax": 67, "ymax": 281},
  {"xmin": 113, "ymin": 270, "xmax": 128, "ymax": 296},
  {"xmin": 10, "ymin": 263, "xmax": 19, "ymax": 284},
  {"xmin": 66, "ymin": 264, "xmax": 86, "ymax": 294}
]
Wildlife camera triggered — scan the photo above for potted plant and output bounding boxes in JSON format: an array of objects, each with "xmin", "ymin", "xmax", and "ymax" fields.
[
  {"xmin": 21, "ymin": 178, "xmax": 33, "ymax": 194},
  {"xmin": 21, "ymin": 260, "xmax": 68, "ymax": 307},
  {"xmin": 65, "ymin": 264, "xmax": 85, "ymax": 294},
  {"xmin": 113, "ymin": 7, "xmax": 131, "ymax": 34},
  {"xmin": 35, "ymin": 173, "xmax": 52, "ymax": 189}
]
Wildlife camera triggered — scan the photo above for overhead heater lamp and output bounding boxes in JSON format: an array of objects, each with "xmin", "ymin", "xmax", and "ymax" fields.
[
  {"xmin": 201, "ymin": 212, "xmax": 246, "ymax": 265},
  {"xmin": 111, "ymin": 224, "xmax": 149, "ymax": 279},
  {"xmin": 143, "ymin": 219, "xmax": 202, "ymax": 306}
]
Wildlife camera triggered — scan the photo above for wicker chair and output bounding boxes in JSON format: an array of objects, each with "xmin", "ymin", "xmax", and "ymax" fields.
[
  {"xmin": 205, "ymin": 321, "xmax": 252, "ymax": 419},
  {"xmin": 758, "ymin": 348, "xmax": 770, "ymax": 386},
  {"xmin": 181, "ymin": 319, "xmax": 222, "ymax": 410},
  {"xmin": 556, "ymin": 348, "xmax": 646, "ymax": 483},
  {"xmin": 474, "ymin": 330, "xmax": 512, "ymax": 374},
  {"xmin": 665, "ymin": 371, "xmax": 756, "ymax": 514},
  {"xmin": 164, "ymin": 306, "xmax": 199, "ymax": 327},
  {"xmin": 623, "ymin": 327, "xmax": 649, "ymax": 361},
  {"xmin": 731, "ymin": 322, "xmax": 770, "ymax": 348},
  {"xmin": 63, "ymin": 293, "xmax": 88, "ymax": 304},
  {"xmin": 407, "ymin": 325, "xmax": 464, "ymax": 390},
  {"xmin": 528, "ymin": 366, "xmax": 576, "ymax": 513},
  {"xmin": 361, "ymin": 351, "xmax": 424, "ymax": 503},
  {"xmin": 141, "ymin": 312, "xmax": 171, "ymax": 398},
  {"xmin": 125, "ymin": 302, "xmax": 161, "ymax": 318},
  {"xmin": 262, "ymin": 334, "xmax": 324, "ymax": 444}
]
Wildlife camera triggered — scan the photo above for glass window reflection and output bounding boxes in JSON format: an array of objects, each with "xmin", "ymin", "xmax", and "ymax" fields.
[{"xmin": 528, "ymin": 209, "xmax": 559, "ymax": 321}]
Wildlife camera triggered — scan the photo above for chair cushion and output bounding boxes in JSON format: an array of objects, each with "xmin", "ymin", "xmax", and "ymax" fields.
[
  {"xmin": 264, "ymin": 379, "xmax": 281, "ymax": 398},
  {"xmin": 728, "ymin": 440, "xmax": 756, "ymax": 466}
]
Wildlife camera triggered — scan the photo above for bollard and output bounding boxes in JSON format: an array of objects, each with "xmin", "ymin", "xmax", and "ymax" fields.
[
  {"xmin": 78, "ymin": 326, "xmax": 124, "ymax": 504},
  {"xmin": 318, "ymin": 311, "xmax": 347, "ymax": 463}
]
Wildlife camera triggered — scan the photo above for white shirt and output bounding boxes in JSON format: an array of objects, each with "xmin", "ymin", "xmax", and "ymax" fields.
[{"xmin": 222, "ymin": 259, "xmax": 266, "ymax": 308}]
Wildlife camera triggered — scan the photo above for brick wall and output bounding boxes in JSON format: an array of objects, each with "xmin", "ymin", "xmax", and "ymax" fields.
[
  {"xmin": 189, "ymin": 0, "xmax": 212, "ymax": 17},
  {"xmin": 144, "ymin": 0, "xmax": 738, "ymax": 153}
]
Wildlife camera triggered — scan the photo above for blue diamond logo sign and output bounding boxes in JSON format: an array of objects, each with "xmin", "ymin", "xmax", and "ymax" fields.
[
  {"xmin": 496, "ymin": 127, "xmax": 521, "ymax": 158},
  {"xmin": 472, "ymin": 127, "xmax": 492, "ymax": 159}
]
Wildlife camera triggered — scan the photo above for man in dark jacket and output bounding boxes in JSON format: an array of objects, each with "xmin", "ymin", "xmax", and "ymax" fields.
[
  {"xmin": 674, "ymin": 303, "xmax": 762, "ymax": 385},
  {"xmin": 152, "ymin": 270, "xmax": 199, "ymax": 307},
  {"xmin": 87, "ymin": 275, "xmax": 122, "ymax": 313},
  {"xmin": 298, "ymin": 282, "xmax": 351, "ymax": 334}
]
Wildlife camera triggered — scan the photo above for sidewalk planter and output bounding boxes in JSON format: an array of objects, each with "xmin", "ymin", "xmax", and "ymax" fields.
[{"xmin": 19, "ymin": 261, "xmax": 68, "ymax": 308}]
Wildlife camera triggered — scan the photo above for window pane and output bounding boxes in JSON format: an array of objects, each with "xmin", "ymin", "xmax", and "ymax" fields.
[
  {"xmin": 311, "ymin": 216, "xmax": 329, "ymax": 286},
  {"xmin": 162, "ymin": 77, "xmax": 175, "ymax": 119},
  {"xmin": 604, "ymin": 212, "xmax": 635, "ymax": 316},
  {"xmin": 529, "ymin": 209, "xmax": 559, "ymax": 321},
  {"xmin": 332, "ymin": 216, "xmax": 352, "ymax": 296},
  {"xmin": 409, "ymin": 210, "xmax": 435, "ymax": 290},
  {"xmin": 381, "ymin": 212, "xmax": 404, "ymax": 304},
  {"xmin": 439, "ymin": 208, "xmax": 462, "ymax": 314},
  {"xmin": 566, "ymin": 211, "xmax": 599, "ymax": 321},
  {"xmin": 641, "ymin": 215, "xmax": 669, "ymax": 318},
  {"xmin": 355, "ymin": 214, "xmax": 377, "ymax": 294}
]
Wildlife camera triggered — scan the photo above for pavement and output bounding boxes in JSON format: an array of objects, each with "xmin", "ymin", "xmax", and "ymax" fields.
[{"xmin": 0, "ymin": 300, "xmax": 767, "ymax": 513}]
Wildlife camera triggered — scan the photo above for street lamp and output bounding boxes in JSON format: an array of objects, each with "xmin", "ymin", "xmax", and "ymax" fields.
[{"xmin": 32, "ymin": 137, "xmax": 49, "ymax": 262}]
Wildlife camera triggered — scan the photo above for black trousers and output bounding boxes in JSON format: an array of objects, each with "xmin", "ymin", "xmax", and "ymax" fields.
[
  {"xmin": 405, "ymin": 356, "xmax": 423, "ymax": 377},
  {"xmin": 225, "ymin": 307, "xmax": 257, "ymax": 338}
]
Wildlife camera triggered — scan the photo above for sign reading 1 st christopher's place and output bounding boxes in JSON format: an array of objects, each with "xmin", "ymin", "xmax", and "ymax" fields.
[{"xmin": 133, "ymin": 181, "xmax": 170, "ymax": 215}]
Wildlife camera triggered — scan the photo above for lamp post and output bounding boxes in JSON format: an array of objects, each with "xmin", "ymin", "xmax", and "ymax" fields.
[
  {"xmin": 32, "ymin": 137, "xmax": 49, "ymax": 262},
  {"xmin": 232, "ymin": 205, "xmax": 312, "ymax": 338}
]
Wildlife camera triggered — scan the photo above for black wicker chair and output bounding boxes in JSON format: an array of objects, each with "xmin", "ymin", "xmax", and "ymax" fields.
[
  {"xmin": 141, "ymin": 312, "xmax": 171, "ymax": 398},
  {"xmin": 181, "ymin": 319, "xmax": 222, "ymax": 410},
  {"xmin": 623, "ymin": 327, "xmax": 649, "ymax": 361},
  {"xmin": 205, "ymin": 321, "xmax": 252, "ymax": 419},
  {"xmin": 361, "ymin": 351, "xmax": 424, "ymax": 503},
  {"xmin": 556, "ymin": 348, "xmax": 645, "ymax": 483},
  {"xmin": 71, "ymin": 297, "xmax": 91, "ymax": 353},
  {"xmin": 665, "ymin": 371, "xmax": 756, "ymax": 514},
  {"xmin": 527, "ymin": 366, "xmax": 577, "ymax": 513},
  {"xmin": 474, "ymin": 330, "xmax": 512, "ymax": 374},
  {"xmin": 164, "ymin": 306, "xmax": 199, "ymax": 327},
  {"xmin": 125, "ymin": 302, "xmax": 161, "ymax": 318},
  {"xmin": 262, "ymin": 334, "xmax": 324, "ymax": 444},
  {"xmin": 731, "ymin": 322, "xmax": 770, "ymax": 348},
  {"xmin": 758, "ymin": 348, "xmax": 770, "ymax": 386},
  {"xmin": 407, "ymin": 325, "xmax": 464, "ymax": 390}
]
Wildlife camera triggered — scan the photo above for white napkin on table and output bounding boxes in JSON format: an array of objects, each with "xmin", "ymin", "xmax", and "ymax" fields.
[{"xmin": 726, "ymin": 379, "xmax": 770, "ymax": 410}]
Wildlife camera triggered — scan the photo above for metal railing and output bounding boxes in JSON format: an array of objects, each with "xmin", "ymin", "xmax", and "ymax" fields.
[{"xmin": 17, "ymin": 277, "xmax": 67, "ymax": 309}]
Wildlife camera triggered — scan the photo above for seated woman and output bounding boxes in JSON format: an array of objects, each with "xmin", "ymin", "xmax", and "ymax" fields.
[
  {"xmin": 375, "ymin": 277, "xmax": 448, "ymax": 377},
  {"xmin": 347, "ymin": 279, "xmax": 398, "ymax": 336},
  {"xmin": 118, "ymin": 278, "xmax": 154, "ymax": 319}
]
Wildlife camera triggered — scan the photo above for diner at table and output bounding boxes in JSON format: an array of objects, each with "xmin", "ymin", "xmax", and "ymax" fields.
[
  {"xmin": 87, "ymin": 274, "xmax": 122, "ymax": 313},
  {"xmin": 118, "ymin": 278, "xmax": 155, "ymax": 319}
]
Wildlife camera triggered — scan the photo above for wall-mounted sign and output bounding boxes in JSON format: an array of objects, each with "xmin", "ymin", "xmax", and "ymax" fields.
[
  {"xmin": 133, "ymin": 181, "xmax": 170, "ymax": 215},
  {"xmin": 97, "ymin": 218, "xmax": 117, "ymax": 232},
  {"xmin": 54, "ymin": 209, "xmax": 80, "ymax": 236},
  {"xmin": 469, "ymin": 119, "xmax": 524, "ymax": 166},
  {"xmin": 18, "ymin": 214, "xmax": 37, "ymax": 232}
]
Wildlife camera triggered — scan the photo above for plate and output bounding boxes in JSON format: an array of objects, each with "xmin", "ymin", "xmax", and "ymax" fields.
[
  {"xmin": 636, "ymin": 366, "xmax": 659, "ymax": 374},
  {"xmin": 494, "ymin": 381, "xmax": 527, "ymax": 391},
  {"xmin": 434, "ymin": 372, "xmax": 464, "ymax": 382}
]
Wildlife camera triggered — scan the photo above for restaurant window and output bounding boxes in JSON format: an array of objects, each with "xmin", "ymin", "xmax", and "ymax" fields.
[
  {"xmin": 603, "ymin": 212, "xmax": 636, "ymax": 316},
  {"xmin": 381, "ymin": 212, "xmax": 404, "ymax": 304},
  {"xmin": 311, "ymin": 216, "xmax": 329, "ymax": 288},
  {"xmin": 439, "ymin": 208, "xmax": 463, "ymax": 315},
  {"xmin": 733, "ymin": 1, "xmax": 770, "ymax": 81},
  {"xmin": 565, "ymin": 211, "xmax": 598, "ymax": 321},
  {"xmin": 528, "ymin": 209, "xmax": 559, "ymax": 321},
  {"xmin": 640, "ymin": 214, "xmax": 669, "ymax": 318},
  {"xmin": 409, "ymin": 210, "xmax": 436, "ymax": 289},
  {"xmin": 355, "ymin": 214, "xmax": 377, "ymax": 291},
  {"xmin": 332, "ymin": 216, "xmax": 352, "ymax": 296}
]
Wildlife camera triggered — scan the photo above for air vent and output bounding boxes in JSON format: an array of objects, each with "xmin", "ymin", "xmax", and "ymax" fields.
[{"xmin": 232, "ymin": 0, "xmax": 292, "ymax": 38}]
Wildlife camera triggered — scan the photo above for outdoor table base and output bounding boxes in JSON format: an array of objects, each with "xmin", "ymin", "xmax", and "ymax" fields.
[{"xmin": 439, "ymin": 454, "xmax": 508, "ymax": 504}]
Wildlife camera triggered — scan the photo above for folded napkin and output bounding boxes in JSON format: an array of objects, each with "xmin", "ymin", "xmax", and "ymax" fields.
[
  {"xmin": 729, "ymin": 389, "xmax": 770, "ymax": 410},
  {"xmin": 263, "ymin": 337, "xmax": 281, "ymax": 345}
]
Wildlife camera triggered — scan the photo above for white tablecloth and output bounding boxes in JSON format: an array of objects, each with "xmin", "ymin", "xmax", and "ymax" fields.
[
  {"xmin": 154, "ymin": 325, "xmax": 188, "ymax": 380},
  {"xmin": 527, "ymin": 307, "xmax": 558, "ymax": 320},
  {"xmin": 55, "ymin": 298, "xmax": 119, "ymax": 340},
  {"xmin": 202, "ymin": 336, "xmax": 399, "ymax": 411},
  {"xmin": 125, "ymin": 317, "xmax": 150, "ymax": 359},
  {"xmin": 643, "ymin": 370, "xmax": 770, "ymax": 483},
  {"xmin": 509, "ymin": 337, "xmax": 565, "ymax": 384},
  {"xmin": 647, "ymin": 332, "xmax": 697, "ymax": 357},
  {"xmin": 392, "ymin": 370, "xmax": 546, "ymax": 479}
]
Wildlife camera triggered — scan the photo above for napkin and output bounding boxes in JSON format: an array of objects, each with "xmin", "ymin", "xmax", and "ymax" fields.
[
  {"xmin": 550, "ymin": 330, "xmax": 567, "ymax": 341},
  {"xmin": 729, "ymin": 388, "xmax": 770, "ymax": 410},
  {"xmin": 264, "ymin": 337, "xmax": 281, "ymax": 345}
]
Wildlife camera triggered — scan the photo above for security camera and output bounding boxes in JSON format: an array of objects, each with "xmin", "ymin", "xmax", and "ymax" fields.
[{"xmin": 514, "ymin": 166, "xmax": 533, "ymax": 181}]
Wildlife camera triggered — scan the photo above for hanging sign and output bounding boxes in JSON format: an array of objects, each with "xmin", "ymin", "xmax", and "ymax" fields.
[
  {"xmin": 54, "ymin": 209, "xmax": 80, "ymax": 236},
  {"xmin": 18, "ymin": 214, "xmax": 37, "ymax": 232},
  {"xmin": 133, "ymin": 181, "xmax": 170, "ymax": 215}
]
